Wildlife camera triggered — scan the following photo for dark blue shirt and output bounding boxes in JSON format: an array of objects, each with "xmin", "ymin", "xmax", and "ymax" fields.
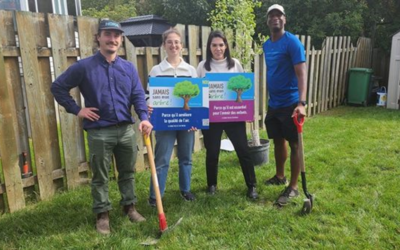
[{"xmin": 51, "ymin": 51, "xmax": 148, "ymax": 129}]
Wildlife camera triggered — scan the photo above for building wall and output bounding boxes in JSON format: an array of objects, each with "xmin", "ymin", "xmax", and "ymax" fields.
[{"xmin": 0, "ymin": 0, "xmax": 81, "ymax": 15}]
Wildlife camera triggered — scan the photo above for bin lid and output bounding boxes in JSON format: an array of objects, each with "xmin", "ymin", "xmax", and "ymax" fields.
[{"xmin": 349, "ymin": 68, "xmax": 373, "ymax": 73}]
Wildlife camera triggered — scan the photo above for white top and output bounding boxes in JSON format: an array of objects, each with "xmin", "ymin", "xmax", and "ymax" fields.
[
  {"xmin": 149, "ymin": 57, "xmax": 197, "ymax": 78},
  {"xmin": 197, "ymin": 58, "xmax": 244, "ymax": 77},
  {"xmin": 146, "ymin": 57, "xmax": 197, "ymax": 104}
]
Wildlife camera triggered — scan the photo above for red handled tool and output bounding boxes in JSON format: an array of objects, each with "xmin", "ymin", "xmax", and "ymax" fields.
[
  {"xmin": 293, "ymin": 113, "xmax": 314, "ymax": 214},
  {"xmin": 143, "ymin": 134, "xmax": 168, "ymax": 232},
  {"xmin": 141, "ymin": 134, "xmax": 183, "ymax": 245}
]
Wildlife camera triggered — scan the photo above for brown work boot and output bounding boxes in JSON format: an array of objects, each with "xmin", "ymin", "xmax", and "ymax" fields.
[
  {"xmin": 123, "ymin": 204, "xmax": 146, "ymax": 222},
  {"xmin": 96, "ymin": 211, "xmax": 110, "ymax": 235}
]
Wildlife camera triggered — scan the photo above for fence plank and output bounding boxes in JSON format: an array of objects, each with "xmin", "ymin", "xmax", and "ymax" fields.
[
  {"xmin": 321, "ymin": 38, "xmax": 328, "ymax": 112},
  {"xmin": 77, "ymin": 16, "xmax": 98, "ymax": 59},
  {"xmin": 0, "ymin": 11, "xmax": 26, "ymax": 212},
  {"xmin": 48, "ymin": 14, "xmax": 87, "ymax": 189},
  {"xmin": 187, "ymin": 25, "xmax": 202, "ymax": 151},
  {"xmin": 305, "ymin": 36, "xmax": 311, "ymax": 112},
  {"xmin": 0, "ymin": 10, "xmax": 17, "ymax": 46},
  {"xmin": 175, "ymin": 24, "xmax": 186, "ymax": 48},
  {"xmin": 188, "ymin": 25, "xmax": 199, "ymax": 67},
  {"xmin": 333, "ymin": 37, "xmax": 343, "ymax": 106},
  {"xmin": 324, "ymin": 37, "xmax": 333, "ymax": 111},
  {"xmin": 144, "ymin": 47, "xmax": 157, "ymax": 154},
  {"xmin": 253, "ymin": 50, "xmax": 260, "ymax": 130},
  {"xmin": 313, "ymin": 50, "xmax": 321, "ymax": 116},
  {"xmin": 201, "ymin": 26, "xmax": 211, "ymax": 62},
  {"xmin": 318, "ymin": 39, "xmax": 326, "ymax": 113},
  {"xmin": 16, "ymin": 11, "xmax": 62, "ymax": 200},
  {"xmin": 259, "ymin": 54, "xmax": 267, "ymax": 129},
  {"xmin": 125, "ymin": 39, "xmax": 145, "ymax": 171},
  {"xmin": 307, "ymin": 47, "xmax": 316, "ymax": 117},
  {"xmin": 329, "ymin": 37, "xmax": 338, "ymax": 109},
  {"xmin": 337, "ymin": 36, "xmax": 346, "ymax": 103},
  {"xmin": 342, "ymin": 37, "xmax": 351, "ymax": 101}
]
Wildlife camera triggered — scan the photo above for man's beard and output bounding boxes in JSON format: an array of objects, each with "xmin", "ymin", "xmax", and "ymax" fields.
[
  {"xmin": 271, "ymin": 26, "xmax": 281, "ymax": 33},
  {"xmin": 104, "ymin": 43, "xmax": 119, "ymax": 54}
]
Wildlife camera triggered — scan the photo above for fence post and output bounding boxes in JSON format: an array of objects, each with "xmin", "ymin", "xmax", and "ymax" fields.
[
  {"xmin": 0, "ymin": 11, "xmax": 26, "ymax": 212},
  {"xmin": 48, "ymin": 13, "xmax": 89, "ymax": 189},
  {"xmin": 16, "ymin": 11, "xmax": 62, "ymax": 199}
]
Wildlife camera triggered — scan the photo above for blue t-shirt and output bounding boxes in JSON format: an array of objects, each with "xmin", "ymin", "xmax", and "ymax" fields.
[{"xmin": 263, "ymin": 31, "xmax": 306, "ymax": 109}]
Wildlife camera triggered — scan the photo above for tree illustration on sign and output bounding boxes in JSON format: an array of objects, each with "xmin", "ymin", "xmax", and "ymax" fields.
[
  {"xmin": 173, "ymin": 80, "xmax": 200, "ymax": 110},
  {"xmin": 227, "ymin": 75, "xmax": 252, "ymax": 103}
]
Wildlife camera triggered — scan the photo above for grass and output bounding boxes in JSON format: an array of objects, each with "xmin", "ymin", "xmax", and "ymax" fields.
[{"xmin": 0, "ymin": 106, "xmax": 399, "ymax": 249}]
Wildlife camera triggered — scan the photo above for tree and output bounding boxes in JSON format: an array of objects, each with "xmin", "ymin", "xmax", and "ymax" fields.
[
  {"xmin": 227, "ymin": 75, "xmax": 252, "ymax": 103},
  {"xmin": 81, "ymin": 0, "xmax": 111, "ymax": 10},
  {"xmin": 209, "ymin": 0, "xmax": 261, "ymax": 72},
  {"xmin": 82, "ymin": 0, "xmax": 136, "ymax": 21},
  {"xmin": 136, "ymin": 0, "xmax": 216, "ymax": 26},
  {"xmin": 254, "ymin": 0, "xmax": 400, "ymax": 52},
  {"xmin": 255, "ymin": 0, "xmax": 365, "ymax": 48},
  {"xmin": 363, "ymin": 0, "xmax": 400, "ymax": 52},
  {"xmin": 173, "ymin": 81, "xmax": 200, "ymax": 110}
]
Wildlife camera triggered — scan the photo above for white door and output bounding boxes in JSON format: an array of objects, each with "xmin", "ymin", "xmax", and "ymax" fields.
[{"xmin": 387, "ymin": 33, "xmax": 400, "ymax": 109}]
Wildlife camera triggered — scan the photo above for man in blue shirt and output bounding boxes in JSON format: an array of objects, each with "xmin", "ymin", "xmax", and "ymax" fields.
[
  {"xmin": 51, "ymin": 20, "xmax": 153, "ymax": 234},
  {"xmin": 263, "ymin": 4, "xmax": 308, "ymax": 206}
]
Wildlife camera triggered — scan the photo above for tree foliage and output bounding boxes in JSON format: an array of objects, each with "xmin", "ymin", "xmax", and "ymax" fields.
[
  {"xmin": 227, "ymin": 75, "xmax": 252, "ymax": 102},
  {"xmin": 363, "ymin": 0, "xmax": 400, "ymax": 52},
  {"xmin": 173, "ymin": 81, "xmax": 200, "ymax": 110},
  {"xmin": 82, "ymin": 0, "xmax": 136, "ymax": 21},
  {"xmin": 255, "ymin": 0, "xmax": 400, "ymax": 52},
  {"xmin": 136, "ymin": 0, "xmax": 216, "ymax": 26},
  {"xmin": 209, "ymin": 0, "xmax": 261, "ymax": 72}
]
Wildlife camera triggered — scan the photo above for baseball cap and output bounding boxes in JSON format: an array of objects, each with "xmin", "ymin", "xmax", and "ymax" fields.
[
  {"xmin": 267, "ymin": 4, "xmax": 285, "ymax": 16},
  {"xmin": 99, "ymin": 20, "xmax": 124, "ymax": 33}
]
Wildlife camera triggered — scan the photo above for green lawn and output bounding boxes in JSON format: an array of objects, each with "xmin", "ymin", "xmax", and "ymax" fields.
[{"xmin": 0, "ymin": 106, "xmax": 399, "ymax": 249}]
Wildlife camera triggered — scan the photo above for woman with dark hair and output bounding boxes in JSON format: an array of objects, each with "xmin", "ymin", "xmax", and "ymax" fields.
[{"xmin": 197, "ymin": 30, "xmax": 258, "ymax": 199}]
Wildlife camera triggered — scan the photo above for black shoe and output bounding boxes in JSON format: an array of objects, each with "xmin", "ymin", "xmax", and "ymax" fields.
[
  {"xmin": 264, "ymin": 175, "xmax": 288, "ymax": 186},
  {"xmin": 181, "ymin": 191, "xmax": 195, "ymax": 201},
  {"xmin": 247, "ymin": 187, "xmax": 258, "ymax": 199},
  {"xmin": 148, "ymin": 197, "xmax": 156, "ymax": 207},
  {"xmin": 207, "ymin": 185, "xmax": 217, "ymax": 195}
]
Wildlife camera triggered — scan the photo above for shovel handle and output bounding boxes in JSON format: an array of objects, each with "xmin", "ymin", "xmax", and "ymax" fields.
[
  {"xmin": 143, "ymin": 134, "xmax": 168, "ymax": 232},
  {"xmin": 293, "ymin": 113, "xmax": 305, "ymax": 133},
  {"xmin": 144, "ymin": 133, "xmax": 151, "ymax": 147}
]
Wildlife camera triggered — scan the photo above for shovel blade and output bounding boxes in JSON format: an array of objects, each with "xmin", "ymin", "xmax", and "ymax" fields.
[{"xmin": 301, "ymin": 195, "xmax": 314, "ymax": 214}]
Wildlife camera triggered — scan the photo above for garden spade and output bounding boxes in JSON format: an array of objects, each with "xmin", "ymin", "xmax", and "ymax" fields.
[
  {"xmin": 141, "ymin": 134, "xmax": 183, "ymax": 245},
  {"xmin": 293, "ymin": 113, "xmax": 314, "ymax": 214}
]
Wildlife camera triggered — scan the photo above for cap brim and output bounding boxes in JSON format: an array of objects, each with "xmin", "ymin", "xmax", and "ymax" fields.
[
  {"xmin": 267, "ymin": 8, "xmax": 285, "ymax": 16},
  {"xmin": 100, "ymin": 27, "xmax": 124, "ymax": 33}
]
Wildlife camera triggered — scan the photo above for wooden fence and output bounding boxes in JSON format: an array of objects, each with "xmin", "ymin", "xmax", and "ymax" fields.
[{"xmin": 0, "ymin": 10, "xmax": 371, "ymax": 213}]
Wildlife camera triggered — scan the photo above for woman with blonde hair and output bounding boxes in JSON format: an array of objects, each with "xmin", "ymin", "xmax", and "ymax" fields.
[{"xmin": 147, "ymin": 28, "xmax": 197, "ymax": 206}]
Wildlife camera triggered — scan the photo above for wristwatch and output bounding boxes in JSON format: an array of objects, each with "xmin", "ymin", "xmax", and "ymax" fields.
[{"xmin": 298, "ymin": 101, "xmax": 306, "ymax": 106}]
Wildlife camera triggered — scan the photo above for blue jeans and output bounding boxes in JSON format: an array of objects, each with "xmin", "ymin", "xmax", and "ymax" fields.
[{"xmin": 149, "ymin": 130, "xmax": 194, "ymax": 199}]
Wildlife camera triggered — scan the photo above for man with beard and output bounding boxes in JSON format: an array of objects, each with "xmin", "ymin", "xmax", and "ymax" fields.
[
  {"xmin": 262, "ymin": 4, "xmax": 308, "ymax": 206},
  {"xmin": 51, "ymin": 20, "xmax": 152, "ymax": 234}
]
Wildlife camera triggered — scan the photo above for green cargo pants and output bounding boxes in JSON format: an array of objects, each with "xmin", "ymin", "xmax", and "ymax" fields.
[{"xmin": 87, "ymin": 124, "xmax": 138, "ymax": 214}]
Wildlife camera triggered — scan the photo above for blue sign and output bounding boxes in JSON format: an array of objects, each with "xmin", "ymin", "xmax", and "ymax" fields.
[{"xmin": 149, "ymin": 77, "xmax": 209, "ymax": 131}]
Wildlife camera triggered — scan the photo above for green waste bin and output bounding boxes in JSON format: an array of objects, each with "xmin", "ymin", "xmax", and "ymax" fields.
[{"xmin": 347, "ymin": 68, "xmax": 373, "ymax": 106}]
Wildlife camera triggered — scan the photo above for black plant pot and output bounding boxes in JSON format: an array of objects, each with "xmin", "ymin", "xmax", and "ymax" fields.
[{"xmin": 248, "ymin": 139, "xmax": 270, "ymax": 166}]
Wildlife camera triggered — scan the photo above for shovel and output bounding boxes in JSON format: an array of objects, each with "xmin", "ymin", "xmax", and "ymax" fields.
[
  {"xmin": 293, "ymin": 113, "xmax": 314, "ymax": 214},
  {"xmin": 141, "ymin": 134, "xmax": 183, "ymax": 245}
]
